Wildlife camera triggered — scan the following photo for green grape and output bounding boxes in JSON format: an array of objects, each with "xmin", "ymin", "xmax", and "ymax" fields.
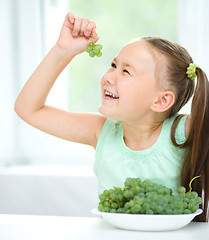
[
  {"xmin": 188, "ymin": 202, "xmax": 197, "ymax": 212},
  {"xmin": 146, "ymin": 209, "xmax": 154, "ymax": 214},
  {"xmin": 95, "ymin": 51, "xmax": 102, "ymax": 57},
  {"xmin": 93, "ymin": 46, "xmax": 100, "ymax": 53},
  {"xmin": 173, "ymin": 208, "xmax": 183, "ymax": 214},
  {"xmin": 129, "ymin": 200, "xmax": 135, "ymax": 207},
  {"xmin": 150, "ymin": 201, "xmax": 157, "ymax": 211},
  {"xmin": 183, "ymin": 202, "xmax": 188, "ymax": 209},
  {"xmin": 96, "ymin": 44, "xmax": 102, "ymax": 50},
  {"xmin": 110, "ymin": 209, "xmax": 117, "ymax": 213},
  {"xmin": 178, "ymin": 186, "xmax": 186, "ymax": 194},
  {"xmin": 110, "ymin": 193, "xmax": 116, "ymax": 199},
  {"xmin": 184, "ymin": 209, "xmax": 191, "ymax": 214},
  {"xmin": 156, "ymin": 205, "xmax": 164, "ymax": 214},
  {"xmin": 117, "ymin": 193, "xmax": 124, "ymax": 202},
  {"xmin": 85, "ymin": 41, "xmax": 103, "ymax": 58},
  {"xmin": 183, "ymin": 197, "xmax": 190, "ymax": 204},
  {"xmin": 89, "ymin": 50, "xmax": 95, "ymax": 57},
  {"xmin": 111, "ymin": 202, "xmax": 118, "ymax": 209},
  {"xmin": 131, "ymin": 204, "xmax": 141, "ymax": 214},
  {"xmin": 165, "ymin": 208, "xmax": 173, "ymax": 214},
  {"xmin": 196, "ymin": 197, "xmax": 202, "ymax": 205},
  {"xmin": 124, "ymin": 189, "xmax": 134, "ymax": 199},
  {"xmin": 99, "ymin": 194, "xmax": 106, "ymax": 202},
  {"xmin": 190, "ymin": 191, "xmax": 198, "ymax": 199},
  {"xmin": 104, "ymin": 207, "xmax": 110, "ymax": 212},
  {"xmin": 174, "ymin": 201, "xmax": 183, "ymax": 209},
  {"xmin": 117, "ymin": 208, "xmax": 125, "ymax": 213},
  {"xmin": 134, "ymin": 196, "xmax": 144, "ymax": 205},
  {"xmin": 142, "ymin": 202, "xmax": 150, "ymax": 211},
  {"xmin": 88, "ymin": 42, "xmax": 94, "ymax": 48},
  {"xmin": 98, "ymin": 177, "xmax": 202, "ymax": 215},
  {"xmin": 85, "ymin": 45, "xmax": 92, "ymax": 53},
  {"xmin": 124, "ymin": 178, "xmax": 133, "ymax": 187},
  {"xmin": 104, "ymin": 201, "xmax": 110, "ymax": 208},
  {"xmin": 124, "ymin": 202, "xmax": 131, "ymax": 211}
]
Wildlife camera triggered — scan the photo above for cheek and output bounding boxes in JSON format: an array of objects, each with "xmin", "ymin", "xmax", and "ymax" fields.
[
  {"xmin": 122, "ymin": 84, "xmax": 153, "ymax": 107},
  {"xmin": 100, "ymin": 76, "xmax": 106, "ymax": 95}
]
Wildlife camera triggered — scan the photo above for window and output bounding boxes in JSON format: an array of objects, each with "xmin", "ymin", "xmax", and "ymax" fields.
[{"xmin": 2, "ymin": 0, "xmax": 208, "ymax": 167}]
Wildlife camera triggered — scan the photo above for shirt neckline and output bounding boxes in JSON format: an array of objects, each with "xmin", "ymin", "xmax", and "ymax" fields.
[{"xmin": 118, "ymin": 119, "xmax": 167, "ymax": 158}]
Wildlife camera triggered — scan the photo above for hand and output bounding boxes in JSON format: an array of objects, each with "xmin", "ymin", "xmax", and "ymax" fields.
[{"xmin": 56, "ymin": 12, "xmax": 99, "ymax": 56}]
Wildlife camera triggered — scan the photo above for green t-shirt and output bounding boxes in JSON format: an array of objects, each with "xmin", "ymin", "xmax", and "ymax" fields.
[{"xmin": 94, "ymin": 115, "xmax": 188, "ymax": 196}]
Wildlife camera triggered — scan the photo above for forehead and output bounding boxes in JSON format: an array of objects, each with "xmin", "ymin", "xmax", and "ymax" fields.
[{"xmin": 116, "ymin": 40, "xmax": 157, "ymax": 72}]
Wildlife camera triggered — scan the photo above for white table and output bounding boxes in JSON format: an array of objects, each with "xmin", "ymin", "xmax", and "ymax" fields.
[{"xmin": 0, "ymin": 214, "xmax": 208, "ymax": 240}]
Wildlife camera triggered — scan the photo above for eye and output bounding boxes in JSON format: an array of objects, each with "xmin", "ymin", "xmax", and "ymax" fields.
[
  {"xmin": 111, "ymin": 62, "xmax": 116, "ymax": 68},
  {"xmin": 123, "ymin": 69, "xmax": 130, "ymax": 75}
]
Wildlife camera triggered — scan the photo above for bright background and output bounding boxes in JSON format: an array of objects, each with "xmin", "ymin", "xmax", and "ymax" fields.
[{"xmin": 1, "ymin": 0, "xmax": 209, "ymax": 167}]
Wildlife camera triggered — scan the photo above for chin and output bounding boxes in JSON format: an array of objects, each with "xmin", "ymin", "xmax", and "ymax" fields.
[{"xmin": 99, "ymin": 105, "xmax": 120, "ymax": 121}]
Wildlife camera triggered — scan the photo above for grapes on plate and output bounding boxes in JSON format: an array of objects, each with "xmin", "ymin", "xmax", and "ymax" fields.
[{"xmin": 98, "ymin": 177, "xmax": 202, "ymax": 215}]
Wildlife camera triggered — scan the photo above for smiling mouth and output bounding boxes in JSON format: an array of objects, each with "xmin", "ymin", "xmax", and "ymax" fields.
[{"xmin": 104, "ymin": 90, "xmax": 119, "ymax": 99}]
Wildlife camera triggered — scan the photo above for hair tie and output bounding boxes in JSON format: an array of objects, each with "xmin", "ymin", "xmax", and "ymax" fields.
[{"xmin": 186, "ymin": 63, "xmax": 199, "ymax": 79}]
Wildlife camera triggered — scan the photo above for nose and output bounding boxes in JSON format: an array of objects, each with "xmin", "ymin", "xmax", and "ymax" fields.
[{"xmin": 103, "ymin": 72, "xmax": 116, "ymax": 85}]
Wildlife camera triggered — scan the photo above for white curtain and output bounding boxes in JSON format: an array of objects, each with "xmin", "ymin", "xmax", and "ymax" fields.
[
  {"xmin": 0, "ymin": 0, "xmax": 95, "ymax": 166},
  {"xmin": 0, "ymin": 0, "xmax": 44, "ymax": 165},
  {"xmin": 177, "ymin": 0, "xmax": 209, "ymax": 76}
]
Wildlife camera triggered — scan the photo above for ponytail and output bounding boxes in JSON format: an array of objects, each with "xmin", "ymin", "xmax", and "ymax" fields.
[{"xmin": 172, "ymin": 68, "xmax": 209, "ymax": 222}]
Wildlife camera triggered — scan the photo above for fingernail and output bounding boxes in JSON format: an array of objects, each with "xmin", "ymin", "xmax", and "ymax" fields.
[
  {"xmin": 73, "ymin": 32, "xmax": 78, "ymax": 36},
  {"xmin": 85, "ymin": 32, "xmax": 90, "ymax": 36},
  {"xmin": 70, "ymin": 18, "xmax": 74, "ymax": 23}
]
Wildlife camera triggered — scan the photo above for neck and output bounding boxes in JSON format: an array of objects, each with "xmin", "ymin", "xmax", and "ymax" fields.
[{"xmin": 122, "ymin": 116, "xmax": 164, "ymax": 151}]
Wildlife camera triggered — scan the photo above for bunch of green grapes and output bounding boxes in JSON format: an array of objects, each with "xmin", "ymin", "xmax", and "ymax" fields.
[
  {"xmin": 85, "ymin": 42, "xmax": 102, "ymax": 57},
  {"xmin": 98, "ymin": 177, "xmax": 202, "ymax": 214}
]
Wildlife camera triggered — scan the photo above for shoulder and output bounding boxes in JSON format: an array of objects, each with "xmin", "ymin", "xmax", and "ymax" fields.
[
  {"xmin": 93, "ymin": 114, "xmax": 107, "ymax": 148},
  {"xmin": 95, "ymin": 117, "xmax": 121, "ymax": 141},
  {"xmin": 95, "ymin": 117, "xmax": 122, "ymax": 150}
]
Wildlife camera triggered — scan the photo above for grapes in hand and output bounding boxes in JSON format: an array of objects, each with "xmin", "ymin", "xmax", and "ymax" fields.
[{"xmin": 85, "ymin": 42, "xmax": 103, "ymax": 58}]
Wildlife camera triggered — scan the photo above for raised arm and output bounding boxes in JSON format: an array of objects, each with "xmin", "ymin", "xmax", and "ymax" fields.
[{"xmin": 14, "ymin": 12, "xmax": 106, "ymax": 149}]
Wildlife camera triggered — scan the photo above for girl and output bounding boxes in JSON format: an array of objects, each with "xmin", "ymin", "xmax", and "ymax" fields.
[{"xmin": 15, "ymin": 12, "xmax": 209, "ymax": 222}]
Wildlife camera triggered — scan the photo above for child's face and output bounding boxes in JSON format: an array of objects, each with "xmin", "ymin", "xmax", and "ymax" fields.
[{"xmin": 99, "ymin": 39, "xmax": 163, "ymax": 122}]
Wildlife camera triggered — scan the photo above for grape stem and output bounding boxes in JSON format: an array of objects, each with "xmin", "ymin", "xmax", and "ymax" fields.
[
  {"xmin": 106, "ymin": 198, "xmax": 120, "ymax": 208},
  {"xmin": 189, "ymin": 175, "xmax": 201, "ymax": 192},
  {"xmin": 113, "ymin": 186, "xmax": 130, "ymax": 190}
]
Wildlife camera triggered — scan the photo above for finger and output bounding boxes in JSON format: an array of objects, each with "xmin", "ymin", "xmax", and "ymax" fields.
[
  {"xmin": 84, "ymin": 21, "xmax": 96, "ymax": 37},
  {"xmin": 63, "ymin": 12, "xmax": 75, "ymax": 31},
  {"xmin": 72, "ymin": 17, "xmax": 82, "ymax": 37},
  {"xmin": 80, "ymin": 18, "xmax": 90, "ymax": 36},
  {"xmin": 92, "ymin": 27, "xmax": 99, "ymax": 42},
  {"xmin": 67, "ymin": 12, "xmax": 75, "ymax": 24}
]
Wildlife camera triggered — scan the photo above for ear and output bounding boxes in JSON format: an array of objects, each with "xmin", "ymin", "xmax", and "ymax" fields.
[{"xmin": 151, "ymin": 91, "xmax": 175, "ymax": 113}]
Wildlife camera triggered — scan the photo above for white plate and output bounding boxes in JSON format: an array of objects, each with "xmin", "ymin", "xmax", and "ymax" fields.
[{"xmin": 92, "ymin": 208, "xmax": 203, "ymax": 231}]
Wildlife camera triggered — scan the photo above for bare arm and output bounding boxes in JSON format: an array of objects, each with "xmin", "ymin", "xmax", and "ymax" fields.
[{"xmin": 15, "ymin": 12, "xmax": 106, "ymax": 149}]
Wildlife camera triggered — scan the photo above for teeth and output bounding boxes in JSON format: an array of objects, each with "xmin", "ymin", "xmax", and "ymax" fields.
[{"xmin": 105, "ymin": 91, "xmax": 119, "ymax": 99}]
